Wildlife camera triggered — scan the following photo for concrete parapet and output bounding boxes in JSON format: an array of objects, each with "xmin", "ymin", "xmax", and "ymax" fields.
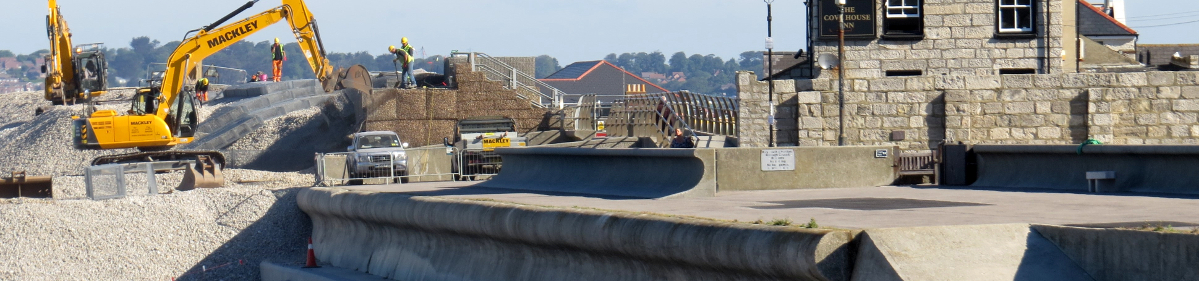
[
  {"xmin": 479, "ymin": 146, "xmax": 899, "ymax": 198},
  {"xmin": 851, "ymin": 224, "xmax": 1092, "ymax": 281},
  {"xmin": 972, "ymin": 145, "xmax": 1199, "ymax": 194},
  {"xmin": 1032, "ymin": 224, "xmax": 1199, "ymax": 281},
  {"xmin": 297, "ymin": 188, "xmax": 856, "ymax": 281},
  {"xmin": 715, "ymin": 146, "xmax": 897, "ymax": 191},
  {"xmin": 478, "ymin": 147, "xmax": 716, "ymax": 198}
]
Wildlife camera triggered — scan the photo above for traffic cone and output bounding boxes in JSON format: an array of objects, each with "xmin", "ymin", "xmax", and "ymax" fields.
[{"xmin": 303, "ymin": 238, "xmax": 320, "ymax": 268}]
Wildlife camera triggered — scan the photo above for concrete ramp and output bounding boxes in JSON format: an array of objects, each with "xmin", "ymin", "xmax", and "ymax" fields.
[
  {"xmin": 477, "ymin": 147, "xmax": 715, "ymax": 198},
  {"xmin": 852, "ymin": 224, "xmax": 1094, "ymax": 281}
]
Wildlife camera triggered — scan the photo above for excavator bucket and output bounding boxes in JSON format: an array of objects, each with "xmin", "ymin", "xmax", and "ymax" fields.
[
  {"xmin": 0, "ymin": 171, "xmax": 53, "ymax": 198},
  {"xmin": 177, "ymin": 155, "xmax": 224, "ymax": 190},
  {"xmin": 323, "ymin": 64, "xmax": 372, "ymax": 93}
]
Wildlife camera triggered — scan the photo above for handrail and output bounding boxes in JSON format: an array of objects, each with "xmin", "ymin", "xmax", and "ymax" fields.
[{"xmin": 451, "ymin": 52, "xmax": 565, "ymax": 109}]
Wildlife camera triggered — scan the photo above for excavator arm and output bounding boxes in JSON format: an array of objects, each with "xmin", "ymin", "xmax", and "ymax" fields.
[
  {"xmin": 155, "ymin": 0, "xmax": 334, "ymax": 119},
  {"xmin": 74, "ymin": 0, "xmax": 339, "ymax": 153}
]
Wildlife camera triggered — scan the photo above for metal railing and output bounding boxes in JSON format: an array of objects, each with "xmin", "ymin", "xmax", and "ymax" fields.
[
  {"xmin": 608, "ymin": 91, "xmax": 739, "ymax": 146},
  {"xmin": 146, "ymin": 63, "xmax": 249, "ymax": 85},
  {"xmin": 314, "ymin": 146, "xmax": 505, "ymax": 186},
  {"xmin": 452, "ymin": 52, "xmax": 565, "ymax": 109}
]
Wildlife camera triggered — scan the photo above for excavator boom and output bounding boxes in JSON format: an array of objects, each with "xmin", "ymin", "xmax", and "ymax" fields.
[
  {"xmin": 154, "ymin": 0, "xmax": 335, "ymax": 120},
  {"xmin": 74, "ymin": 0, "xmax": 339, "ymax": 153}
]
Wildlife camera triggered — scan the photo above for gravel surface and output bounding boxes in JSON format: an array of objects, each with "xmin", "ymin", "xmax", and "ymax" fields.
[
  {"xmin": 0, "ymin": 85, "xmax": 326, "ymax": 280},
  {"xmin": 0, "ymin": 185, "xmax": 312, "ymax": 280},
  {"xmin": 228, "ymin": 107, "xmax": 325, "ymax": 151}
]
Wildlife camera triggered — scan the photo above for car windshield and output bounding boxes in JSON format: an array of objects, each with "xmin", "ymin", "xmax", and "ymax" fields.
[{"xmin": 356, "ymin": 134, "xmax": 401, "ymax": 149}]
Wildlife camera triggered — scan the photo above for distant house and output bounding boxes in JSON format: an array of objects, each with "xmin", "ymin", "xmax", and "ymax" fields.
[
  {"xmin": 762, "ymin": 51, "xmax": 812, "ymax": 80},
  {"xmin": 0, "ymin": 57, "xmax": 19, "ymax": 71},
  {"xmin": 1077, "ymin": 0, "xmax": 1138, "ymax": 63},
  {"xmin": 669, "ymin": 72, "xmax": 686, "ymax": 82},
  {"xmin": 1139, "ymin": 44, "xmax": 1199, "ymax": 67},
  {"xmin": 540, "ymin": 60, "xmax": 668, "ymax": 103},
  {"xmin": 641, "ymin": 72, "xmax": 666, "ymax": 81}
]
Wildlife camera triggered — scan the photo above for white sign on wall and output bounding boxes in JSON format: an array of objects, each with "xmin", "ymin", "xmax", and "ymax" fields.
[{"xmin": 761, "ymin": 149, "xmax": 796, "ymax": 171}]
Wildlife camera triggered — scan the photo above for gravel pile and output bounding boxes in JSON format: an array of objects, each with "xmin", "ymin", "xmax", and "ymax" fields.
[
  {"xmin": 228, "ymin": 107, "xmax": 325, "ymax": 151},
  {"xmin": 0, "ymin": 184, "xmax": 312, "ymax": 280},
  {"xmin": 0, "ymin": 85, "xmax": 328, "ymax": 280},
  {"xmin": 0, "ymin": 101, "xmax": 135, "ymax": 177}
]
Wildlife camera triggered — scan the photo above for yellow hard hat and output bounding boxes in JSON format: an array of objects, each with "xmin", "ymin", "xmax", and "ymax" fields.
[
  {"xmin": 274, "ymin": 38, "xmax": 280, "ymax": 43},
  {"xmin": 389, "ymin": 45, "xmax": 396, "ymax": 52},
  {"xmin": 401, "ymin": 37, "xmax": 408, "ymax": 45}
]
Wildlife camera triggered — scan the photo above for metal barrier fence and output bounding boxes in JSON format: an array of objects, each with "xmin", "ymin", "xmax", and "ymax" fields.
[
  {"xmin": 146, "ymin": 63, "xmax": 249, "ymax": 85},
  {"xmin": 85, "ymin": 163, "xmax": 159, "ymax": 200},
  {"xmin": 314, "ymin": 146, "xmax": 502, "ymax": 186}
]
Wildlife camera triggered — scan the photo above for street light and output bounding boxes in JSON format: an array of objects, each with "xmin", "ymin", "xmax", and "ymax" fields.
[
  {"xmin": 765, "ymin": 0, "xmax": 775, "ymax": 147},
  {"xmin": 837, "ymin": 0, "xmax": 846, "ymax": 146}
]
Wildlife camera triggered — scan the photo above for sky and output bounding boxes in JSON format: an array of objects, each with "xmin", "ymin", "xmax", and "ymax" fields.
[{"xmin": 0, "ymin": 0, "xmax": 1194, "ymax": 65}]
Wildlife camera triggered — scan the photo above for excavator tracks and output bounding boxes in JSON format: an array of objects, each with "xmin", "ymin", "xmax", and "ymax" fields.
[{"xmin": 91, "ymin": 150, "xmax": 227, "ymax": 168}]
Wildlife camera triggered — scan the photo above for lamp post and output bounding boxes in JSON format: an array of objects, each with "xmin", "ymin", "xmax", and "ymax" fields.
[
  {"xmin": 765, "ymin": 0, "xmax": 775, "ymax": 147},
  {"xmin": 836, "ymin": 0, "xmax": 846, "ymax": 146}
]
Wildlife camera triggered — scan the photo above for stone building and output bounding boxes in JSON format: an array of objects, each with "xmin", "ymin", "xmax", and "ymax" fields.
[{"xmin": 737, "ymin": 0, "xmax": 1199, "ymax": 150}]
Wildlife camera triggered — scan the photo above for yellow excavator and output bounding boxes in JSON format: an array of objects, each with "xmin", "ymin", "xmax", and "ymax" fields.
[
  {"xmin": 43, "ymin": 0, "xmax": 108, "ymax": 106},
  {"xmin": 74, "ymin": 0, "xmax": 354, "ymax": 167}
]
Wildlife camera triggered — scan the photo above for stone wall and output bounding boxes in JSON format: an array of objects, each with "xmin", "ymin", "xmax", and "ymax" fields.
[
  {"xmin": 738, "ymin": 71, "xmax": 1199, "ymax": 150},
  {"xmin": 736, "ymin": 72, "xmax": 798, "ymax": 147},
  {"xmin": 363, "ymin": 64, "xmax": 549, "ymax": 147},
  {"xmin": 809, "ymin": 0, "xmax": 1066, "ymax": 78}
]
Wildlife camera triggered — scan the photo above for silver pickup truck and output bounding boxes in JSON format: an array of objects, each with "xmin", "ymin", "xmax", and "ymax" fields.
[{"xmin": 346, "ymin": 131, "xmax": 409, "ymax": 182}]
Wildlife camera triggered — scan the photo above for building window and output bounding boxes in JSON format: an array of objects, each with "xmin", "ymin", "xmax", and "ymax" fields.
[
  {"xmin": 884, "ymin": 0, "xmax": 923, "ymax": 38},
  {"xmin": 997, "ymin": 0, "xmax": 1034, "ymax": 34}
]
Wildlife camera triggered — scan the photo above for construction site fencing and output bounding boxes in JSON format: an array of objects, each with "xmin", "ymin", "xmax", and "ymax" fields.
[
  {"xmin": 147, "ymin": 63, "xmax": 249, "ymax": 85},
  {"xmin": 315, "ymin": 146, "xmax": 500, "ymax": 186},
  {"xmin": 608, "ymin": 91, "xmax": 739, "ymax": 146},
  {"xmin": 452, "ymin": 52, "xmax": 564, "ymax": 109}
]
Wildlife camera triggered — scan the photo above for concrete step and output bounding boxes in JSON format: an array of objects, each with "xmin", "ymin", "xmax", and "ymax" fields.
[{"xmin": 851, "ymin": 224, "xmax": 1094, "ymax": 281}]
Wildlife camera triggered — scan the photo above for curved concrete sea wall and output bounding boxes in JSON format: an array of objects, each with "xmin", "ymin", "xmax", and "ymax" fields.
[
  {"xmin": 478, "ymin": 146, "xmax": 898, "ymax": 199},
  {"xmin": 478, "ymin": 147, "xmax": 717, "ymax": 198},
  {"xmin": 972, "ymin": 145, "xmax": 1199, "ymax": 194},
  {"xmin": 297, "ymin": 188, "xmax": 856, "ymax": 281}
]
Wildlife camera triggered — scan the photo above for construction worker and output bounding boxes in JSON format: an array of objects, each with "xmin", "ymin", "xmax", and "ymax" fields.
[
  {"xmin": 389, "ymin": 37, "xmax": 415, "ymax": 88},
  {"xmin": 271, "ymin": 38, "xmax": 286, "ymax": 82},
  {"xmin": 195, "ymin": 77, "xmax": 209, "ymax": 104}
]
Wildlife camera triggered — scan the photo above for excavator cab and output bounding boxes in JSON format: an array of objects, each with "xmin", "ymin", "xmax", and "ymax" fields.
[
  {"xmin": 130, "ymin": 88, "xmax": 158, "ymax": 115},
  {"xmin": 73, "ymin": 49, "xmax": 107, "ymax": 93},
  {"xmin": 166, "ymin": 89, "xmax": 199, "ymax": 138}
]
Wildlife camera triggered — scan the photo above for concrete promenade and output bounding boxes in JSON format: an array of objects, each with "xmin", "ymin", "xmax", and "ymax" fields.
[{"xmin": 343, "ymin": 182, "xmax": 1199, "ymax": 229}]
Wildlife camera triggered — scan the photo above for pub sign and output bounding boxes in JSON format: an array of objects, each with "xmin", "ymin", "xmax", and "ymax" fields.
[{"xmin": 819, "ymin": 0, "xmax": 877, "ymax": 39}]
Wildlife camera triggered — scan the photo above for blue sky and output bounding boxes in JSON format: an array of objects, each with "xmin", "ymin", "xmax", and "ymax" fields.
[{"xmin": 0, "ymin": 0, "xmax": 1193, "ymax": 64}]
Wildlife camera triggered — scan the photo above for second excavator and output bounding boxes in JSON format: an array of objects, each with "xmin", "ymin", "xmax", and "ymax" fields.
[
  {"xmin": 42, "ymin": 0, "xmax": 108, "ymax": 106},
  {"xmin": 73, "ymin": 0, "xmax": 363, "ymax": 169}
]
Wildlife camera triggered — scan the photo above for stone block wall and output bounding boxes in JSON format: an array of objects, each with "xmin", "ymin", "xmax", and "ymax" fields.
[
  {"xmin": 738, "ymin": 71, "xmax": 1199, "ymax": 150},
  {"xmin": 363, "ymin": 64, "xmax": 550, "ymax": 147},
  {"xmin": 809, "ymin": 0, "xmax": 1065, "ymax": 78},
  {"xmin": 736, "ymin": 72, "xmax": 798, "ymax": 147}
]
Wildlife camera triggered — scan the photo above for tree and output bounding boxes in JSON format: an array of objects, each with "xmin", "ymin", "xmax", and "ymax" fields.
[
  {"xmin": 535, "ymin": 55, "xmax": 560, "ymax": 78},
  {"xmin": 668, "ymin": 52, "xmax": 688, "ymax": 73},
  {"xmin": 0, "ymin": 50, "xmax": 13, "ymax": 58}
]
